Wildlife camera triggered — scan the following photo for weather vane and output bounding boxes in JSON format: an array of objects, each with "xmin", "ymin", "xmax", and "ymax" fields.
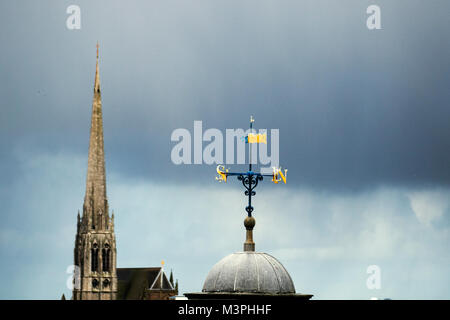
[{"xmin": 215, "ymin": 116, "xmax": 287, "ymax": 251}]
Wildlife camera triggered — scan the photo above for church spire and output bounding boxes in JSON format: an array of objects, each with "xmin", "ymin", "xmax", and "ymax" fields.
[
  {"xmin": 73, "ymin": 43, "xmax": 117, "ymax": 300},
  {"xmin": 83, "ymin": 42, "xmax": 109, "ymax": 230}
]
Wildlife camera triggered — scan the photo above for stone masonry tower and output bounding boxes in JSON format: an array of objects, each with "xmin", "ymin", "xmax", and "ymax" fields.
[{"xmin": 73, "ymin": 44, "xmax": 117, "ymax": 300}]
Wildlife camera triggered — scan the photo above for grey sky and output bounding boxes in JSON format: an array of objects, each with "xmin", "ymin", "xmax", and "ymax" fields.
[{"xmin": 0, "ymin": 0, "xmax": 449, "ymax": 299}]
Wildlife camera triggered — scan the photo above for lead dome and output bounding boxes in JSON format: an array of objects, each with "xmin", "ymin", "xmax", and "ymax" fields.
[{"xmin": 202, "ymin": 252, "xmax": 295, "ymax": 294}]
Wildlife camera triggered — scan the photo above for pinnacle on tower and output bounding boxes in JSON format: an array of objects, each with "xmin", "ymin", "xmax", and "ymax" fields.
[{"xmin": 169, "ymin": 270, "xmax": 174, "ymax": 287}]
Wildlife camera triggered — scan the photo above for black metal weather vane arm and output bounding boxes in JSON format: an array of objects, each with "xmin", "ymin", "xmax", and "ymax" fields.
[{"xmin": 215, "ymin": 116, "xmax": 288, "ymax": 217}]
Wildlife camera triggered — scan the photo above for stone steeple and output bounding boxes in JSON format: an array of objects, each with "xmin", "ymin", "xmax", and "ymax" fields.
[
  {"xmin": 83, "ymin": 42, "xmax": 110, "ymax": 232},
  {"xmin": 73, "ymin": 43, "xmax": 117, "ymax": 300}
]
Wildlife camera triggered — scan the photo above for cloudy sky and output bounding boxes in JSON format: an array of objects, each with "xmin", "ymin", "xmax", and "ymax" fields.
[{"xmin": 0, "ymin": 0, "xmax": 449, "ymax": 299}]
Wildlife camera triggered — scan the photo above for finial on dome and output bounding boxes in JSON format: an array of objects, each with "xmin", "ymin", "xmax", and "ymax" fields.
[{"xmin": 243, "ymin": 216, "xmax": 256, "ymax": 252}]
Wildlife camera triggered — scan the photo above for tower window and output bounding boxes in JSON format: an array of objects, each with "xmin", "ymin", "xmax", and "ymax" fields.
[
  {"xmin": 91, "ymin": 245, "xmax": 98, "ymax": 272},
  {"xmin": 92, "ymin": 279, "xmax": 99, "ymax": 288},
  {"xmin": 102, "ymin": 244, "xmax": 111, "ymax": 272}
]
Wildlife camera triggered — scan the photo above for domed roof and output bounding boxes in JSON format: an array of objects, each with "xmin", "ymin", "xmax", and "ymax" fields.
[{"xmin": 202, "ymin": 252, "xmax": 295, "ymax": 294}]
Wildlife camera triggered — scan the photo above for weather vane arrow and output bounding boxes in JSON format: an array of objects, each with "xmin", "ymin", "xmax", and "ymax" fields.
[{"xmin": 215, "ymin": 116, "xmax": 287, "ymax": 252}]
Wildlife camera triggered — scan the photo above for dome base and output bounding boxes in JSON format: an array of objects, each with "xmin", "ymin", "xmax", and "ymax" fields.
[{"xmin": 184, "ymin": 292, "xmax": 313, "ymax": 300}]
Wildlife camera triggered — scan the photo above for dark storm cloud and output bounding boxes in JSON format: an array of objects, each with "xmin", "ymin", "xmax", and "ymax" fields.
[
  {"xmin": 1, "ymin": 0, "xmax": 450, "ymax": 300},
  {"xmin": 1, "ymin": 0, "xmax": 449, "ymax": 191}
]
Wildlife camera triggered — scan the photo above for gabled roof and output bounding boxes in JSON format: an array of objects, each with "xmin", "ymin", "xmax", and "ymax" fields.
[
  {"xmin": 117, "ymin": 267, "xmax": 174, "ymax": 300},
  {"xmin": 149, "ymin": 269, "xmax": 174, "ymax": 290}
]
